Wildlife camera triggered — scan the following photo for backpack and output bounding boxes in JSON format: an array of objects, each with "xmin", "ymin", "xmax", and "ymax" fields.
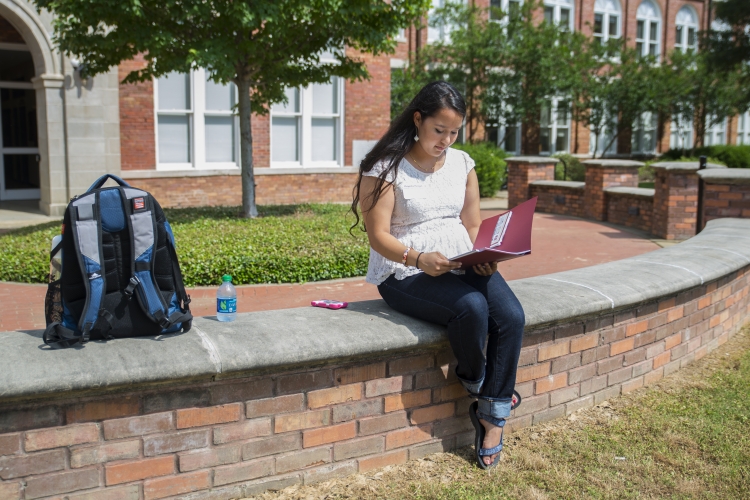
[{"xmin": 43, "ymin": 174, "xmax": 192, "ymax": 348}]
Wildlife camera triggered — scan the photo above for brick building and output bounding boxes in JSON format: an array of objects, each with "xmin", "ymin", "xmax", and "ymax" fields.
[
  {"xmin": 0, "ymin": 0, "xmax": 744, "ymax": 214},
  {"xmin": 397, "ymin": 0, "xmax": 744, "ymax": 157}
]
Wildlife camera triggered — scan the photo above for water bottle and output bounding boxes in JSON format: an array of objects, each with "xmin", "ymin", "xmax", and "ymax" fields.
[
  {"xmin": 50, "ymin": 234, "xmax": 63, "ymax": 282},
  {"xmin": 216, "ymin": 274, "xmax": 237, "ymax": 322}
]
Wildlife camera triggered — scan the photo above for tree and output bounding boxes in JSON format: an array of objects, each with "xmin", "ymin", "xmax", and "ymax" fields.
[{"xmin": 36, "ymin": 0, "xmax": 429, "ymax": 217}]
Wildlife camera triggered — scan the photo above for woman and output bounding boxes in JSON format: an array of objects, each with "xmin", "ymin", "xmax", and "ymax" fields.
[{"xmin": 351, "ymin": 81, "xmax": 525, "ymax": 469}]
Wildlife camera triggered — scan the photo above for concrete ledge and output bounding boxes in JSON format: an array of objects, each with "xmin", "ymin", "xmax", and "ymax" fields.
[
  {"xmin": 505, "ymin": 156, "xmax": 560, "ymax": 164},
  {"xmin": 698, "ymin": 168, "xmax": 750, "ymax": 185},
  {"xmin": 652, "ymin": 162, "xmax": 726, "ymax": 172},
  {"xmin": 2, "ymin": 218, "xmax": 749, "ymax": 403},
  {"xmin": 529, "ymin": 180, "xmax": 585, "ymax": 189},
  {"xmin": 582, "ymin": 159, "xmax": 644, "ymax": 168},
  {"xmin": 604, "ymin": 187, "xmax": 655, "ymax": 197},
  {"xmin": 123, "ymin": 167, "xmax": 358, "ymax": 179}
]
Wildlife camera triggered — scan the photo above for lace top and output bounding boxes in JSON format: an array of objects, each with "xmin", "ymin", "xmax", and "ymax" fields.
[{"xmin": 363, "ymin": 147, "xmax": 476, "ymax": 285}]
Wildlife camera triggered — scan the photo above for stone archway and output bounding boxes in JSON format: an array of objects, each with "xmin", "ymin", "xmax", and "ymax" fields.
[{"xmin": 0, "ymin": 0, "xmax": 66, "ymax": 215}]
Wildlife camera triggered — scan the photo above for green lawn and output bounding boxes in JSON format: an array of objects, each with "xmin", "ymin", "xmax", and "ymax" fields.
[{"xmin": 0, "ymin": 204, "xmax": 370, "ymax": 286}]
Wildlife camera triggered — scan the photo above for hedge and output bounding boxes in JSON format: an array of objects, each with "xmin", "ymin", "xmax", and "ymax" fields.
[
  {"xmin": 662, "ymin": 145, "xmax": 750, "ymax": 169},
  {"xmin": 0, "ymin": 204, "xmax": 370, "ymax": 287},
  {"xmin": 451, "ymin": 142, "xmax": 508, "ymax": 197}
]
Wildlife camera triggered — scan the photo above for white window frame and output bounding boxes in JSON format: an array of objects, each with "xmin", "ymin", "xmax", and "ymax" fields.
[
  {"xmin": 540, "ymin": 98, "xmax": 571, "ymax": 155},
  {"xmin": 544, "ymin": 0, "xmax": 574, "ymax": 31},
  {"xmin": 589, "ymin": 115, "xmax": 618, "ymax": 156},
  {"xmin": 670, "ymin": 115, "xmax": 693, "ymax": 150},
  {"xmin": 154, "ymin": 68, "xmax": 240, "ymax": 171},
  {"xmin": 704, "ymin": 116, "xmax": 727, "ymax": 146},
  {"xmin": 636, "ymin": 0, "xmax": 661, "ymax": 60},
  {"xmin": 270, "ymin": 76, "xmax": 345, "ymax": 168},
  {"xmin": 428, "ymin": 0, "xmax": 467, "ymax": 44},
  {"xmin": 593, "ymin": 0, "xmax": 621, "ymax": 44},
  {"xmin": 631, "ymin": 111, "xmax": 657, "ymax": 154},
  {"xmin": 675, "ymin": 6, "xmax": 698, "ymax": 53},
  {"xmin": 737, "ymin": 111, "xmax": 750, "ymax": 145},
  {"xmin": 489, "ymin": 0, "xmax": 523, "ymax": 23},
  {"xmin": 0, "ymin": 43, "xmax": 40, "ymax": 201}
]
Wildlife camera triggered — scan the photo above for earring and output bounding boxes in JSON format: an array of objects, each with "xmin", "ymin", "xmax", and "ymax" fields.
[{"xmin": 414, "ymin": 133, "xmax": 419, "ymax": 142}]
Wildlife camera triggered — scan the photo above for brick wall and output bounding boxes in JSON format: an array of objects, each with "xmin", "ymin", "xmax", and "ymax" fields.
[
  {"xmin": 529, "ymin": 184, "xmax": 586, "ymax": 218},
  {"xmin": 507, "ymin": 159, "xmax": 556, "ymax": 208},
  {"xmin": 584, "ymin": 163, "xmax": 641, "ymax": 221},
  {"xmin": 1, "ymin": 267, "xmax": 747, "ymax": 499},
  {"xmin": 702, "ymin": 183, "xmax": 750, "ymax": 229},
  {"xmin": 606, "ymin": 192, "xmax": 654, "ymax": 233},
  {"xmin": 122, "ymin": 173, "xmax": 358, "ymax": 208},
  {"xmin": 119, "ymin": 56, "xmax": 156, "ymax": 171}
]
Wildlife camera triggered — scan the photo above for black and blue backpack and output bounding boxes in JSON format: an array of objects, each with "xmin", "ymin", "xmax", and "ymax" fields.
[{"xmin": 44, "ymin": 174, "xmax": 192, "ymax": 348}]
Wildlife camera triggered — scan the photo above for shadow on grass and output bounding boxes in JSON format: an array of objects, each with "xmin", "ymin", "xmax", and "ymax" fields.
[{"xmin": 163, "ymin": 203, "xmax": 351, "ymax": 224}]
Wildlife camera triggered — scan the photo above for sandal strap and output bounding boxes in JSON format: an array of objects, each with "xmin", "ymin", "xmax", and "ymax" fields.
[{"xmin": 479, "ymin": 442, "xmax": 504, "ymax": 456}]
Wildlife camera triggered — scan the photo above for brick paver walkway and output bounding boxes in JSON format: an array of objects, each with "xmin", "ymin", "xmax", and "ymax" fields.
[{"xmin": 0, "ymin": 212, "xmax": 663, "ymax": 332}]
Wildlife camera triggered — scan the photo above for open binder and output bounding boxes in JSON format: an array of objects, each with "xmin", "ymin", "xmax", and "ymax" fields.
[{"xmin": 450, "ymin": 197, "xmax": 538, "ymax": 269}]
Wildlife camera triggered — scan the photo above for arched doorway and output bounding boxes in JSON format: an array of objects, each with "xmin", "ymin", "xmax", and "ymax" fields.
[{"xmin": 0, "ymin": 14, "xmax": 40, "ymax": 201}]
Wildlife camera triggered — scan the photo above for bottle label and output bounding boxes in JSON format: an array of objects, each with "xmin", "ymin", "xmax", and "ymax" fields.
[{"xmin": 217, "ymin": 298, "xmax": 237, "ymax": 314}]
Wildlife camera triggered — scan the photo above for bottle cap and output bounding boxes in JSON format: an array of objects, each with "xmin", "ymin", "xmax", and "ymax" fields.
[{"xmin": 222, "ymin": 274, "xmax": 232, "ymax": 282}]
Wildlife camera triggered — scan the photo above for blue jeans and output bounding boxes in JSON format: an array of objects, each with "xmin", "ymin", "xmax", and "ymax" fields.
[{"xmin": 378, "ymin": 269, "xmax": 525, "ymax": 424}]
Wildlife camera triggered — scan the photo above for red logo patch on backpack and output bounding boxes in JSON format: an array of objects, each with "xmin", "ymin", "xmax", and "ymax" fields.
[{"xmin": 133, "ymin": 197, "xmax": 145, "ymax": 211}]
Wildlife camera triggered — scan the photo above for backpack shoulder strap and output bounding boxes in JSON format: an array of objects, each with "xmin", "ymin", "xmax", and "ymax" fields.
[
  {"xmin": 163, "ymin": 220, "xmax": 192, "ymax": 332},
  {"xmin": 67, "ymin": 192, "xmax": 107, "ymax": 341},
  {"xmin": 123, "ymin": 188, "xmax": 170, "ymax": 326}
]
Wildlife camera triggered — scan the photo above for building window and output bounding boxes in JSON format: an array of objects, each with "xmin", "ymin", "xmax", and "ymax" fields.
[
  {"xmin": 271, "ymin": 77, "xmax": 344, "ymax": 167},
  {"xmin": 738, "ymin": 111, "xmax": 750, "ymax": 145},
  {"xmin": 428, "ymin": 0, "xmax": 467, "ymax": 43},
  {"xmin": 155, "ymin": 69, "xmax": 238, "ymax": 170},
  {"xmin": 632, "ymin": 112, "xmax": 657, "ymax": 154},
  {"xmin": 489, "ymin": 0, "xmax": 522, "ymax": 22},
  {"xmin": 589, "ymin": 116, "xmax": 618, "ymax": 156},
  {"xmin": 0, "ymin": 43, "xmax": 40, "ymax": 201},
  {"xmin": 675, "ymin": 6, "xmax": 698, "ymax": 53},
  {"xmin": 636, "ymin": 1, "xmax": 661, "ymax": 59},
  {"xmin": 593, "ymin": 0, "xmax": 621, "ymax": 44},
  {"xmin": 670, "ymin": 116, "xmax": 693, "ymax": 150},
  {"xmin": 486, "ymin": 120, "xmax": 521, "ymax": 154},
  {"xmin": 540, "ymin": 99, "xmax": 570, "ymax": 155},
  {"xmin": 544, "ymin": 0, "xmax": 573, "ymax": 31},
  {"xmin": 704, "ymin": 116, "xmax": 726, "ymax": 146}
]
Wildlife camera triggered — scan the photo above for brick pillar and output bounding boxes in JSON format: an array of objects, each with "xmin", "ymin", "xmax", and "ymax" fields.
[
  {"xmin": 583, "ymin": 159, "xmax": 643, "ymax": 221},
  {"xmin": 697, "ymin": 168, "xmax": 750, "ymax": 230},
  {"xmin": 506, "ymin": 156, "xmax": 558, "ymax": 208},
  {"xmin": 651, "ymin": 162, "xmax": 725, "ymax": 239}
]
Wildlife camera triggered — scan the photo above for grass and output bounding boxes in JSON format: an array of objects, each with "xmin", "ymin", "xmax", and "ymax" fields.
[
  {"xmin": 249, "ymin": 326, "xmax": 750, "ymax": 499},
  {"xmin": 0, "ymin": 204, "xmax": 369, "ymax": 286}
]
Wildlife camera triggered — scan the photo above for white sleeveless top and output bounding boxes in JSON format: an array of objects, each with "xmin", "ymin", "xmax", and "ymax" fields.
[{"xmin": 363, "ymin": 147, "xmax": 475, "ymax": 285}]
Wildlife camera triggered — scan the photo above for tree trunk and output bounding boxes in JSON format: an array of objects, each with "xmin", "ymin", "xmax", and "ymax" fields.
[
  {"xmin": 237, "ymin": 78, "xmax": 258, "ymax": 218},
  {"xmin": 521, "ymin": 116, "xmax": 540, "ymax": 155},
  {"xmin": 693, "ymin": 105, "xmax": 706, "ymax": 149}
]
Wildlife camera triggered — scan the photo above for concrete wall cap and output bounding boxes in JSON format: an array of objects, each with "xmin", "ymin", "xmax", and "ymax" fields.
[
  {"xmin": 505, "ymin": 156, "xmax": 560, "ymax": 164},
  {"xmin": 1, "ymin": 218, "xmax": 749, "ymax": 403},
  {"xmin": 651, "ymin": 162, "xmax": 726, "ymax": 172},
  {"xmin": 582, "ymin": 159, "xmax": 644, "ymax": 168},
  {"xmin": 604, "ymin": 187, "xmax": 655, "ymax": 197},
  {"xmin": 529, "ymin": 180, "xmax": 585, "ymax": 189},
  {"xmin": 697, "ymin": 168, "xmax": 750, "ymax": 184}
]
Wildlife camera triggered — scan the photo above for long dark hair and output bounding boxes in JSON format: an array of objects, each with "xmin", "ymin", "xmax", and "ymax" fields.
[{"xmin": 350, "ymin": 81, "xmax": 466, "ymax": 232}]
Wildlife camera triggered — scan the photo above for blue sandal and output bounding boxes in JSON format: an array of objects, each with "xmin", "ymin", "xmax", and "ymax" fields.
[{"xmin": 469, "ymin": 401, "xmax": 506, "ymax": 470}]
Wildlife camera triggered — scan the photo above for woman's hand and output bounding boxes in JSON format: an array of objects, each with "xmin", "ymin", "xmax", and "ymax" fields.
[
  {"xmin": 419, "ymin": 252, "xmax": 463, "ymax": 277},
  {"xmin": 472, "ymin": 261, "xmax": 498, "ymax": 276}
]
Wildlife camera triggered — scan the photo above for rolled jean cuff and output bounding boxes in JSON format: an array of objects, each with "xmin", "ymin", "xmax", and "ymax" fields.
[
  {"xmin": 477, "ymin": 397, "xmax": 512, "ymax": 424},
  {"xmin": 456, "ymin": 370, "xmax": 484, "ymax": 395}
]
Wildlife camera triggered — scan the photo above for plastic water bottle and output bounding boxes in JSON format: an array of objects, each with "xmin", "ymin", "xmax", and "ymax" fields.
[{"xmin": 216, "ymin": 274, "xmax": 237, "ymax": 322}]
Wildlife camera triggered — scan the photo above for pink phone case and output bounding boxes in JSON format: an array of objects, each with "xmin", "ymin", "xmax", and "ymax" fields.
[{"xmin": 311, "ymin": 299, "xmax": 348, "ymax": 309}]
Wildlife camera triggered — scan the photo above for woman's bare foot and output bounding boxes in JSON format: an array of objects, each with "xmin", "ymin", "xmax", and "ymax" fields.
[{"xmin": 479, "ymin": 418, "xmax": 503, "ymax": 466}]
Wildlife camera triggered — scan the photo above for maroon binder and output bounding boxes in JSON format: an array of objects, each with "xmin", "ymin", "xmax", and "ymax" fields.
[{"xmin": 450, "ymin": 197, "xmax": 538, "ymax": 269}]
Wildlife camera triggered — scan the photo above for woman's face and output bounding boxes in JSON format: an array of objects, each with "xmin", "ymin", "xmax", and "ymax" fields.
[{"xmin": 414, "ymin": 108, "xmax": 464, "ymax": 158}]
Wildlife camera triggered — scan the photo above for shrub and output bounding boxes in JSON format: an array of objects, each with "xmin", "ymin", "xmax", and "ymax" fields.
[
  {"xmin": 662, "ymin": 145, "xmax": 750, "ymax": 168},
  {"xmin": 553, "ymin": 153, "xmax": 585, "ymax": 182},
  {"xmin": 0, "ymin": 205, "xmax": 370, "ymax": 287},
  {"xmin": 452, "ymin": 142, "xmax": 508, "ymax": 197}
]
